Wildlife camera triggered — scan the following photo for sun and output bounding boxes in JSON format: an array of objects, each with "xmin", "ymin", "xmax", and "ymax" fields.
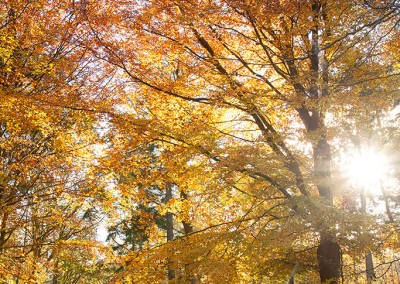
[{"xmin": 345, "ymin": 148, "xmax": 389, "ymax": 194}]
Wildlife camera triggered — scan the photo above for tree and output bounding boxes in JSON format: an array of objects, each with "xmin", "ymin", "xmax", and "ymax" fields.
[
  {"xmin": 2, "ymin": 0, "xmax": 400, "ymax": 282},
  {"xmin": 83, "ymin": 0, "xmax": 400, "ymax": 282},
  {"xmin": 0, "ymin": 1, "xmax": 114, "ymax": 282},
  {"xmin": 106, "ymin": 144, "xmax": 167, "ymax": 254}
]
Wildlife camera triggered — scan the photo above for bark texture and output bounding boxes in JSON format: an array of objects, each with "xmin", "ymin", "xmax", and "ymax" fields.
[{"xmin": 317, "ymin": 236, "xmax": 341, "ymax": 283}]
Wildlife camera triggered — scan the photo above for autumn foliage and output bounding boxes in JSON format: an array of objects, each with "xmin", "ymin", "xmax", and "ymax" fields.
[{"xmin": 1, "ymin": 0, "xmax": 400, "ymax": 283}]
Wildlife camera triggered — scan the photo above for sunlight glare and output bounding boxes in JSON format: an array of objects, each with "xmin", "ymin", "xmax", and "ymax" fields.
[{"xmin": 346, "ymin": 149, "xmax": 388, "ymax": 193}]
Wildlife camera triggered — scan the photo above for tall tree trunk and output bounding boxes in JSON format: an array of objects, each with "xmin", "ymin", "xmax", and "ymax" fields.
[
  {"xmin": 317, "ymin": 235, "xmax": 341, "ymax": 284},
  {"xmin": 361, "ymin": 187, "xmax": 375, "ymax": 283},
  {"xmin": 306, "ymin": 2, "xmax": 342, "ymax": 280},
  {"xmin": 365, "ymin": 252, "xmax": 375, "ymax": 284},
  {"xmin": 314, "ymin": 136, "xmax": 341, "ymax": 283},
  {"xmin": 165, "ymin": 183, "xmax": 175, "ymax": 281}
]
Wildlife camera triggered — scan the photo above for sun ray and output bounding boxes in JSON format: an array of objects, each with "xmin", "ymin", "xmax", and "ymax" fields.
[{"xmin": 345, "ymin": 148, "xmax": 389, "ymax": 194}]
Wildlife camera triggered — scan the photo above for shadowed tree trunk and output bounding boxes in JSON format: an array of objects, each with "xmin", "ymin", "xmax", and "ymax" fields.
[
  {"xmin": 366, "ymin": 252, "xmax": 375, "ymax": 284},
  {"xmin": 165, "ymin": 183, "xmax": 175, "ymax": 281},
  {"xmin": 302, "ymin": 1, "xmax": 342, "ymax": 281},
  {"xmin": 361, "ymin": 186, "xmax": 375, "ymax": 283},
  {"xmin": 317, "ymin": 235, "xmax": 341, "ymax": 283},
  {"xmin": 313, "ymin": 134, "xmax": 341, "ymax": 283}
]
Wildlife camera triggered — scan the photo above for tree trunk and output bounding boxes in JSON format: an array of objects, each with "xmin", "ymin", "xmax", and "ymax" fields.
[
  {"xmin": 317, "ymin": 235, "xmax": 341, "ymax": 283},
  {"xmin": 366, "ymin": 251, "xmax": 375, "ymax": 283},
  {"xmin": 314, "ymin": 136, "xmax": 341, "ymax": 283},
  {"xmin": 288, "ymin": 263, "xmax": 298, "ymax": 284},
  {"xmin": 165, "ymin": 183, "xmax": 175, "ymax": 281},
  {"xmin": 361, "ymin": 187, "xmax": 375, "ymax": 283},
  {"xmin": 296, "ymin": 2, "xmax": 342, "ymax": 280}
]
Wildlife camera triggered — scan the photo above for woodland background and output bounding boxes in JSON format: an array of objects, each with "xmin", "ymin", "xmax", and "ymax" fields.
[{"xmin": 1, "ymin": 0, "xmax": 400, "ymax": 283}]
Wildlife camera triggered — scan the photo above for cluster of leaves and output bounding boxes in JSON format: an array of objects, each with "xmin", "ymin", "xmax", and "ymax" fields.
[
  {"xmin": 2, "ymin": 0, "xmax": 400, "ymax": 283},
  {"xmin": 0, "ymin": 1, "xmax": 117, "ymax": 282}
]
